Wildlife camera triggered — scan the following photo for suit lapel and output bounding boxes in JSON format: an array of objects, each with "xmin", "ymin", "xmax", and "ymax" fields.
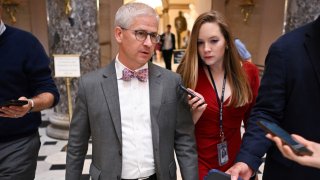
[
  {"xmin": 148, "ymin": 63, "xmax": 162, "ymax": 149},
  {"xmin": 99, "ymin": 62, "xmax": 163, "ymax": 147},
  {"xmin": 305, "ymin": 16, "xmax": 320, "ymax": 86},
  {"xmin": 101, "ymin": 61, "xmax": 122, "ymax": 144}
]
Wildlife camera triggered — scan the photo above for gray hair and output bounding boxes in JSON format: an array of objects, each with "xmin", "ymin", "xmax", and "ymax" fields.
[{"xmin": 114, "ymin": 2, "xmax": 159, "ymax": 29}]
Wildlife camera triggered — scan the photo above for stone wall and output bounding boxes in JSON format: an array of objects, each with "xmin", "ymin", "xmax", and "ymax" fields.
[
  {"xmin": 285, "ymin": 0, "xmax": 320, "ymax": 33},
  {"xmin": 46, "ymin": 0, "xmax": 100, "ymax": 139}
]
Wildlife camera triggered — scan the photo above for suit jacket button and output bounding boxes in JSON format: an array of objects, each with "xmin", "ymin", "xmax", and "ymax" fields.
[{"xmin": 119, "ymin": 150, "xmax": 122, "ymax": 156}]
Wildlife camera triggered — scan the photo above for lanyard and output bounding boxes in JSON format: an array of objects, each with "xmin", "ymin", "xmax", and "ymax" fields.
[{"xmin": 207, "ymin": 65, "xmax": 227, "ymax": 142}]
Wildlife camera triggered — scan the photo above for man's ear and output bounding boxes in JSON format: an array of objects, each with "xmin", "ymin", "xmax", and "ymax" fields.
[{"xmin": 114, "ymin": 27, "xmax": 123, "ymax": 43}]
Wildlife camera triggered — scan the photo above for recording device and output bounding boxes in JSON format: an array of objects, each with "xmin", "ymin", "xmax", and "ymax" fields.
[
  {"xmin": 179, "ymin": 84, "xmax": 197, "ymax": 98},
  {"xmin": 0, "ymin": 100, "xmax": 28, "ymax": 107},
  {"xmin": 179, "ymin": 84, "xmax": 206, "ymax": 106},
  {"xmin": 257, "ymin": 120, "xmax": 313, "ymax": 156},
  {"xmin": 205, "ymin": 169, "xmax": 243, "ymax": 180}
]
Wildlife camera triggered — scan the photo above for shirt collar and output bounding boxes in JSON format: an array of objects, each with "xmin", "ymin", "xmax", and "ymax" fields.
[
  {"xmin": 0, "ymin": 20, "xmax": 6, "ymax": 35},
  {"xmin": 115, "ymin": 54, "xmax": 149, "ymax": 80}
]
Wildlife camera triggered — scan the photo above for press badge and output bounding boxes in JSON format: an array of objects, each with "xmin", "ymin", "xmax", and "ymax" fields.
[{"xmin": 217, "ymin": 141, "xmax": 229, "ymax": 166}]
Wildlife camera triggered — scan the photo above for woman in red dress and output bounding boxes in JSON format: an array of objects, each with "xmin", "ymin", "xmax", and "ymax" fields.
[{"xmin": 176, "ymin": 11, "xmax": 260, "ymax": 180}]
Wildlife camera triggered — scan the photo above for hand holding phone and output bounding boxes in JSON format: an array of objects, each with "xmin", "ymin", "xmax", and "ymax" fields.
[
  {"xmin": 0, "ymin": 100, "xmax": 28, "ymax": 107},
  {"xmin": 257, "ymin": 120, "xmax": 313, "ymax": 156},
  {"xmin": 179, "ymin": 84, "xmax": 197, "ymax": 98},
  {"xmin": 179, "ymin": 84, "xmax": 206, "ymax": 106},
  {"xmin": 205, "ymin": 169, "xmax": 243, "ymax": 180}
]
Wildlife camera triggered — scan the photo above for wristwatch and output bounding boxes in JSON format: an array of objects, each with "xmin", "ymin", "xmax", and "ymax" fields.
[{"xmin": 28, "ymin": 98, "xmax": 34, "ymax": 113}]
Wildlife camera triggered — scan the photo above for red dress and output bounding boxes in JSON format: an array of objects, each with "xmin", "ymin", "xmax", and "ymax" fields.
[{"xmin": 195, "ymin": 62, "xmax": 260, "ymax": 180}]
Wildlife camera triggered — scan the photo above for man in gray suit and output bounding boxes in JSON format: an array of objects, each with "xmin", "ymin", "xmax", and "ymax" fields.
[{"xmin": 66, "ymin": 2, "xmax": 198, "ymax": 180}]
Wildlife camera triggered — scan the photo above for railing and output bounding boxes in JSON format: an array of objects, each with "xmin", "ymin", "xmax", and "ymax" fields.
[{"xmin": 255, "ymin": 64, "xmax": 265, "ymax": 78}]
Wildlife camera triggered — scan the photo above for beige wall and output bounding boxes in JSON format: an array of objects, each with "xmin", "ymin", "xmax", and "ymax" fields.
[
  {"xmin": 2, "ymin": 0, "xmax": 31, "ymax": 31},
  {"xmin": 211, "ymin": 0, "xmax": 286, "ymax": 66},
  {"xmin": 1, "ymin": 0, "xmax": 49, "ymax": 54},
  {"xmin": 98, "ymin": 0, "xmax": 123, "ymax": 67},
  {"xmin": 256, "ymin": 0, "xmax": 286, "ymax": 66},
  {"xmin": 29, "ymin": 0, "xmax": 49, "ymax": 54}
]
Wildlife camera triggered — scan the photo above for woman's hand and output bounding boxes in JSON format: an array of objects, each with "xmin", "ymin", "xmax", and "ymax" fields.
[{"xmin": 186, "ymin": 89, "xmax": 207, "ymax": 124}]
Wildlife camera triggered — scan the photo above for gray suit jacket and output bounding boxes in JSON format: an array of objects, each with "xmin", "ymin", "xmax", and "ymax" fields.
[{"xmin": 66, "ymin": 61, "xmax": 198, "ymax": 180}]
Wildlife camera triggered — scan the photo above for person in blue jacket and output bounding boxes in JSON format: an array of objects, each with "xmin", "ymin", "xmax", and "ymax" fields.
[
  {"xmin": 234, "ymin": 38, "xmax": 252, "ymax": 62},
  {"xmin": 227, "ymin": 15, "xmax": 320, "ymax": 180}
]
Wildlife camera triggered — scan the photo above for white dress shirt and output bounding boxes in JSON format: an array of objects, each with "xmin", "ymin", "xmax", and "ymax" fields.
[
  {"xmin": 163, "ymin": 33, "xmax": 173, "ymax": 50},
  {"xmin": 0, "ymin": 20, "xmax": 6, "ymax": 35},
  {"xmin": 115, "ymin": 57, "xmax": 155, "ymax": 179}
]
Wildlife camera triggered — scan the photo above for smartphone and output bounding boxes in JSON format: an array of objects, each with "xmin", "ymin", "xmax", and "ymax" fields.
[
  {"xmin": 179, "ymin": 84, "xmax": 206, "ymax": 105},
  {"xmin": 205, "ymin": 169, "xmax": 243, "ymax": 180},
  {"xmin": 257, "ymin": 120, "xmax": 313, "ymax": 156},
  {"xmin": 179, "ymin": 84, "xmax": 197, "ymax": 98},
  {"xmin": 0, "ymin": 100, "xmax": 28, "ymax": 107}
]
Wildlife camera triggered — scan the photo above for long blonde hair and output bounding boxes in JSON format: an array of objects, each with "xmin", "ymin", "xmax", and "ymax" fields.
[{"xmin": 176, "ymin": 11, "xmax": 252, "ymax": 107}]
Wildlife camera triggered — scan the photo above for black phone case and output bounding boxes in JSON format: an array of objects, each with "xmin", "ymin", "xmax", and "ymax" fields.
[
  {"xmin": 179, "ymin": 84, "xmax": 197, "ymax": 98},
  {"xmin": 0, "ymin": 100, "xmax": 28, "ymax": 107},
  {"xmin": 205, "ymin": 169, "xmax": 243, "ymax": 180},
  {"xmin": 179, "ymin": 84, "xmax": 206, "ymax": 106},
  {"xmin": 257, "ymin": 120, "xmax": 313, "ymax": 156}
]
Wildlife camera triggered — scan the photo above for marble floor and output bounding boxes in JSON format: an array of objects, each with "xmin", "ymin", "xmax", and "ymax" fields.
[{"xmin": 35, "ymin": 58, "xmax": 265, "ymax": 180}]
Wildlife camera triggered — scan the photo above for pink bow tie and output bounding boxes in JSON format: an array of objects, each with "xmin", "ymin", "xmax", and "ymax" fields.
[{"xmin": 122, "ymin": 68, "xmax": 148, "ymax": 82}]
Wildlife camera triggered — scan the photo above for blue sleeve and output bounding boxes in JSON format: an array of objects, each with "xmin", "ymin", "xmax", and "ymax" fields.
[
  {"xmin": 24, "ymin": 35, "xmax": 60, "ymax": 106},
  {"xmin": 234, "ymin": 39, "xmax": 251, "ymax": 60},
  {"xmin": 236, "ymin": 41, "xmax": 287, "ymax": 171}
]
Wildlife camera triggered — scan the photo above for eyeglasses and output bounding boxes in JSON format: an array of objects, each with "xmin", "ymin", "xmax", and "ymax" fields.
[{"xmin": 121, "ymin": 27, "xmax": 160, "ymax": 44}]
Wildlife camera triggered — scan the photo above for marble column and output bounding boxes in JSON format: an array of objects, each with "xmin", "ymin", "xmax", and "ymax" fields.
[
  {"xmin": 284, "ymin": 0, "xmax": 320, "ymax": 33},
  {"xmin": 46, "ymin": 0, "xmax": 100, "ymax": 139}
]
